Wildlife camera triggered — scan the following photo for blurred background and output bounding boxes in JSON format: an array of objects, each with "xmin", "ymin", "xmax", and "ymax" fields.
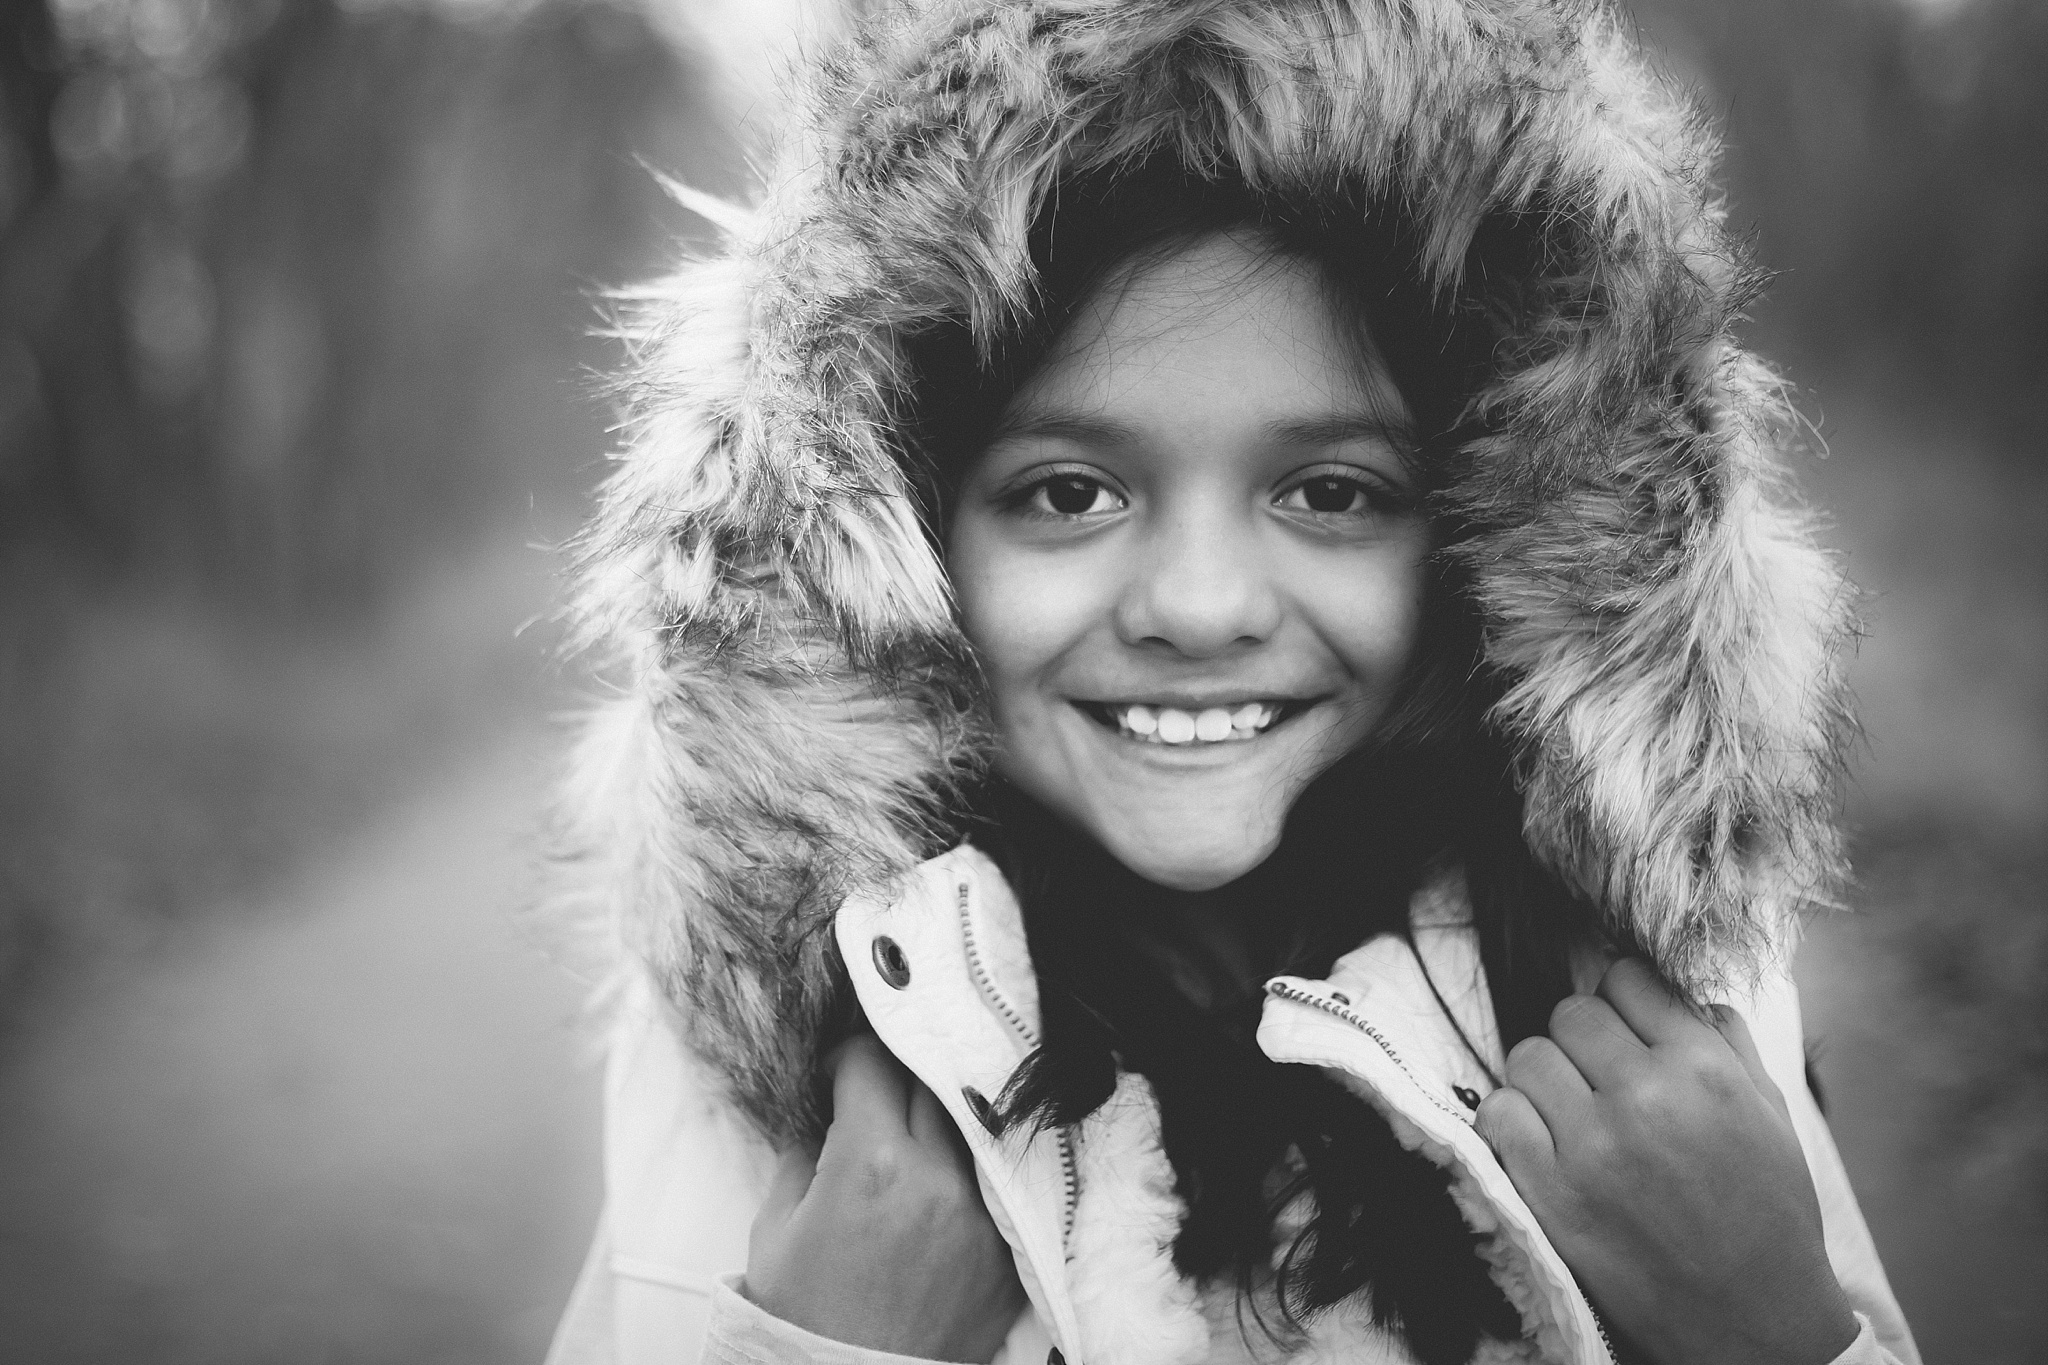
[{"xmin": 0, "ymin": 0, "xmax": 2039, "ymax": 1360}]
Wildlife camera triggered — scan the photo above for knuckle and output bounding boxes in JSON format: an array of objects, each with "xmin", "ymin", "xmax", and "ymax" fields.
[
  {"xmin": 1473, "ymin": 1097, "xmax": 1524, "ymax": 1159},
  {"xmin": 1548, "ymin": 993, "xmax": 1600, "ymax": 1036},
  {"xmin": 1683, "ymin": 1045, "xmax": 1730, "ymax": 1081},
  {"xmin": 1697, "ymin": 1057, "xmax": 1752, "ymax": 1103},
  {"xmin": 1605, "ymin": 956, "xmax": 1652, "ymax": 987},
  {"xmin": 1612, "ymin": 1069, "xmax": 1670, "ymax": 1115},
  {"xmin": 1604, "ymin": 957, "xmax": 1669, "ymax": 1007},
  {"xmin": 1478, "ymin": 1089, "xmax": 1544, "ymax": 1145},
  {"xmin": 1506, "ymin": 1035, "xmax": 1566, "ymax": 1090},
  {"xmin": 850, "ymin": 1139, "xmax": 910, "ymax": 1195}
]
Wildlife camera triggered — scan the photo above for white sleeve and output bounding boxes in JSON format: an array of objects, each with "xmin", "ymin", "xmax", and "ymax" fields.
[
  {"xmin": 546, "ymin": 1221, "xmax": 620, "ymax": 1365},
  {"xmin": 543, "ymin": 978, "xmax": 779, "ymax": 1365},
  {"xmin": 1729, "ymin": 969, "xmax": 1922, "ymax": 1365},
  {"xmin": 1824, "ymin": 1313, "xmax": 1913, "ymax": 1365}
]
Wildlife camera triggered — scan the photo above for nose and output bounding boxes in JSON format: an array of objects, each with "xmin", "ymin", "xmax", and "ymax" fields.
[{"xmin": 1113, "ymin": 497, "xmax": 1282, "ymax": 658}]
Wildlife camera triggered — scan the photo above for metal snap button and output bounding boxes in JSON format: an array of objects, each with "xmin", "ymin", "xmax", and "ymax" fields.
[
  {"xmin": 871, "ymin": 935, "xmax": 911, "ymax": 989},
  {"xmin": 962, "ymin": 1086, "xmax": 1003, "ymax": 1136}
]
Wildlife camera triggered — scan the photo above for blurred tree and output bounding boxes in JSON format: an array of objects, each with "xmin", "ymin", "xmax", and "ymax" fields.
[
  {"xmin": 0, "ymin": 0, "xmax": 726, "ymax": 1012},
  {"xmin": 1629, "ymin": 0, "xmax": 2048, "ymax": 451},
  {"xmin": 2, "ymin": 0, "xmax": 723, "ymax": 607}
]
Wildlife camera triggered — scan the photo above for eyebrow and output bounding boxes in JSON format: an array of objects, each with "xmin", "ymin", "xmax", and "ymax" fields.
[
  {"xmin": 1262, "ymin": 413, "xmax": 1417, "ymax": 448},
  {"xmin": 986, "ymin": 413, "xmax": 1140, "ymax": 446}
]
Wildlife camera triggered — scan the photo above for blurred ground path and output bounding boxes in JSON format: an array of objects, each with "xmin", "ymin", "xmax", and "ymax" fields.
[{"xmin": 0, "ymin": 720, "xmax": 601, "ymax": 1365}]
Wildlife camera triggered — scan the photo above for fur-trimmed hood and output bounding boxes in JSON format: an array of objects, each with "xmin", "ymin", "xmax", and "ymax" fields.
[{"xmin": 557, "ymin": 0, "xmax": 1854, "ymax": 1147}]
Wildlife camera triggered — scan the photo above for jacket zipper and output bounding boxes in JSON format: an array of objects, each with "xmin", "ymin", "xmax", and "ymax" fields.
[
  {"xmin": 1263, "ymin": 978, "xmax": 1620, "ymax": 1365},
  {"xmin": 1263, "ymin": 978, "xmax": 1476, "ymax": 1128},
  {"xmin": 1589, "ymin": 1312, "xmax": 1620, "ymax": 1364},
  {"xmin": 959, "ymin": 880, "xmax": 1080, "ymax": 1245}
]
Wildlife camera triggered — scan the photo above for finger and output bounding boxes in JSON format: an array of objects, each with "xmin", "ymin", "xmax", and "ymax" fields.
[
  {"xmin": 1546, "ymin": 991, "xmax": 1650, "ymax": 1089},
  {"xmin": 1502, "ymin": 1034, "xmax": 1594, "ymax": 1136},
  {"xmin": 1596, "ymin": 957, "xmax": 1706, "ymax": 1048},
  {"xmin": 906, "ymin": 1074, "xmax": 969, "ymax": 1153},
  {"xmin": 754, "ymin": 1142, "xmax": 821, "ymax": 1234},
  {"xmin": 1474, "ymin": 1085, "xmax": 1558, "ymax": 1191},
  {"xmin": 1708, "ymin": 1003, "xmax": 1792, "ymax": 1121},
  {"xmin": 827, "ymin": 1032, "xmax": 916, "ymax": 1138}
]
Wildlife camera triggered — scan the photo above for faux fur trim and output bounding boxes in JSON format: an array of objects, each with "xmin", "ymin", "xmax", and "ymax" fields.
[
  {"xmin": 1067, "ymin": 1072, "xmax": 1214, "ymax": 1365},
  {"xmin": 555, "ymin": 0, "xmax": 1855, "ymax": 1141},
  {"xmin": 1326, "ymin": 1075, "xmax": 1578, "ymax": 1365}
]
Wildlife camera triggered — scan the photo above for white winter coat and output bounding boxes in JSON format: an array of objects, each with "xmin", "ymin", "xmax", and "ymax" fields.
[{"xmin": 544, "ymin": 849, "xmax": 1919, "ymax": 1365}]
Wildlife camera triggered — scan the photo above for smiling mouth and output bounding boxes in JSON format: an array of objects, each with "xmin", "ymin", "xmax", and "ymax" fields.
[{"xmin": 1075, "ymin": 700, "xmax": 1312, "ymax": 746}]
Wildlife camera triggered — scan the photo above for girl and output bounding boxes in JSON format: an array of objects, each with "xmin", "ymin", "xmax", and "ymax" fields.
[{"xmin": 546, "ymin": 4, "xmax": 1919, "ymax": 1364}]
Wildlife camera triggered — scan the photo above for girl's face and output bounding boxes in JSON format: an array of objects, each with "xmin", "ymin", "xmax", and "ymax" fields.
[{"xmin": 948, "ymin": 232, "xmax": 1430, "ymax": 891}]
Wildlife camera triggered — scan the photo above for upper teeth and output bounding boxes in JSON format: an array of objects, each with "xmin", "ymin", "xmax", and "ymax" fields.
[{"xmin": 1117, "ymin": 703, "xmax": 1277, "ymax": 744}]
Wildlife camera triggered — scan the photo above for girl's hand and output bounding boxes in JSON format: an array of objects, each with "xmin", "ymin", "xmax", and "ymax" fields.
[
  {"xmin": 745, "ymin": 1033, "xmax": 1026, "ymax": 1363},
  {"xmin": 1475, "ymin": 958, "xmax": 1859, "ymax": 1365}
]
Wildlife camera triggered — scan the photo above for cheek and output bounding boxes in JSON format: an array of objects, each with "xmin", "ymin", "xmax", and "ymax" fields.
[
  {"xmin": 948, "ymin": 524, "xmax": 1097, "ymax": 707},
  {"xmin": 1302, "ymin": 539, "xmax": 1429, "ymax": 693}
]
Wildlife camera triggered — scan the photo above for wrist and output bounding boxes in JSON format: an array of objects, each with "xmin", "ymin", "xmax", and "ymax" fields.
[
  {"xmin": 1724, "ymin": 1267, "xmax": 1860, "ymax": 1365},
  {"xmin": 1633, "ymin": 1263, "xmax": 1859, "ymax": 1365}
]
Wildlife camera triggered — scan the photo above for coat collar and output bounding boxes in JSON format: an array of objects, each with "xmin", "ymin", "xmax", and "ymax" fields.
[{"xmin": 836, "ymin": 846, "xmax": 1613, "ymax": 1365}]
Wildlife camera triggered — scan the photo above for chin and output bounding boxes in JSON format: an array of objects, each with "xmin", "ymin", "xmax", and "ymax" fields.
[{"xmin": 1096, "ymin": 817, "xmax": 1284, "ymax": 892}]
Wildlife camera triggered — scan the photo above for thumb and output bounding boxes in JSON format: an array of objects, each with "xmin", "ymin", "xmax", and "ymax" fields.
[{"xmin": 752, "ymin": 1142, "xmax": 821, "ymax": 1239}]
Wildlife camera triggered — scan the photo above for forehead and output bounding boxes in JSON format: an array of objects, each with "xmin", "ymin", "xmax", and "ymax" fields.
[{"xmin": 1005, "ymin": 230, "xmax": 1409, "ymax": 429}]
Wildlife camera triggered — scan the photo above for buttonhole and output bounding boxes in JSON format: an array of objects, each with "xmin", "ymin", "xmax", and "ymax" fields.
[
  {"xmin": 871, "ymin": 935, "xmax": 911, "ymax": 989},
  {"xmin": 1453, "ymin": 1084, "xmax": 1482, "ymax": 1111},
  {"xmin": 962, "ymin": 1086, "xmax": 1004, "ymax": 1136},
  {"xmin": 1329, "ymin": 990, "xmax": 1350, "ymax": 1005}
]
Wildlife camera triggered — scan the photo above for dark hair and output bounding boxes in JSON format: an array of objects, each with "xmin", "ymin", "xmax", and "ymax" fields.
[{"xmin": 905, "ymin": 160, "xmax": 1589, "ymax": 1365}]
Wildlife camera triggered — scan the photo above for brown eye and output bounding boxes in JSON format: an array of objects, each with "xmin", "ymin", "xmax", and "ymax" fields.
[
  {"xmin": 1278, "ymin": 469, "xmax": 1404, "ymax": 520},
  {"xmin": 1036, "ymin": 475, "xmax": 1114, "ymax": 515},
  {"xmin": 1299, "ymin": 477, "xmax": 1360, "ymax": 513}
]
